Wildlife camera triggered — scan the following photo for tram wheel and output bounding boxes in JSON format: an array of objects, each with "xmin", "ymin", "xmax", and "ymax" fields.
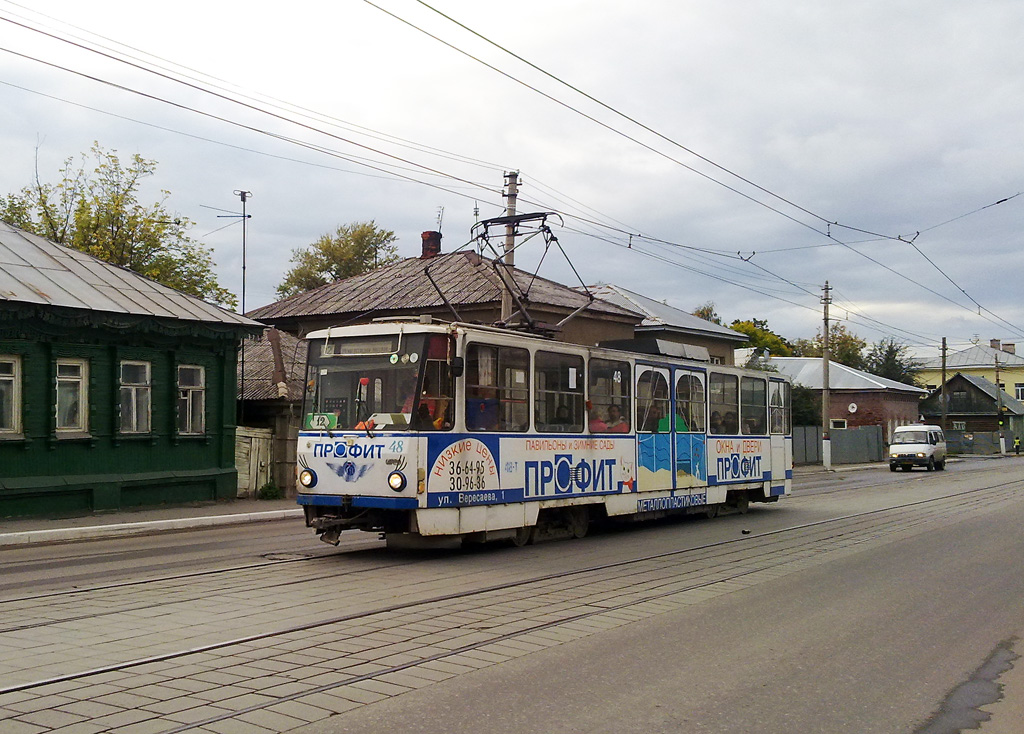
[
  {"xmin": 565, "ymin": 507, "xmax": 590, "ymax": 539},
  {"xmin": 511, "ymin": 526, "xmax": 535, "ymax": 547},
  {"xmin": 705, "ymin": 505, "xmax": 720, "ymax": 519}
]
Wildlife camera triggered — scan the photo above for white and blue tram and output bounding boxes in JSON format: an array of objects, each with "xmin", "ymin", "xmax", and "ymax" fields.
[{"xmin": 296, "ymin": 318, "xmax": 792, "ymax": 546}]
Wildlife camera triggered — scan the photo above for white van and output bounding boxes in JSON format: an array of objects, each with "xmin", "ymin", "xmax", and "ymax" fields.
[{"xmin": 889, "ymin": 424, "xmax": 947, "ymax": 472}]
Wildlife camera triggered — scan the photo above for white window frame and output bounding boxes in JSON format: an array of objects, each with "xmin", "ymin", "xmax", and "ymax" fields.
[
  {"xmin": 1016, "ymin": 383, "xmax": 1024, "ymax": 402},
  {"xmin": 56, "ymin": 358, "xmax": 89, "ymax": 433},
  {"xmin": 0, "ymin": 355, "xmax": 22, "ymax": 435},
  {"xmin": 119, "ymin": 360, "xmax": 152, "ymax": 434},
  {"xmin": 177, "ymin": 365, "xmax": 206, "ymax": 435}
]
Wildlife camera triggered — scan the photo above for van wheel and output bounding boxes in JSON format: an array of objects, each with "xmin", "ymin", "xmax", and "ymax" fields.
[
  {"xmin": 936, "ymin": 460, "xmax": 945, "ymax": 471},
  {"xmin": 926, "ymin": 458, "xmax": 935, "ymax": 471}
]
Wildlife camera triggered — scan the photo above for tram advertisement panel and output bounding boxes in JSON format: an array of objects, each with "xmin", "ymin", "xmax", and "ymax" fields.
[
  {"xmin": 706, "ymin": 437, "xmax": 770, "ymax": 485},
  {"xmin": 426, "ymin": 434, "xmax": 636, "ymax": 507}
]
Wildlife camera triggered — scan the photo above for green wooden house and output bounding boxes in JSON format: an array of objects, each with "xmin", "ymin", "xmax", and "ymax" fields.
[{"xmin": 0, "ymin": 222, "xmax": 261, "ymax": 518}]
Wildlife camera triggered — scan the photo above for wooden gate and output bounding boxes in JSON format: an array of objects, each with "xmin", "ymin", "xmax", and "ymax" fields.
[{"xmin": 235, "ymin": 426, "xmax": 273, "ymax": 498}]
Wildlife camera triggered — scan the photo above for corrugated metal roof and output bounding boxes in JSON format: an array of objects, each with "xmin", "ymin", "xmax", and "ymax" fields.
[
  {"xmin": 586, "ymin": 283, "xmax": 747, "ymax": 342},
  {"xmin": 247, "ymin": 252, "xmax": 640, "ymax": 322},
  {"xmin": 768, "ymin": 357, "xmax": 928, "ymax": 394},
  {"xmin": 919, "ymin": 343, "xmax": 1024, "ymax": 369},
  {"xmin": 0, "ymin": 221, "xmax": 260, "ymax": 328}
]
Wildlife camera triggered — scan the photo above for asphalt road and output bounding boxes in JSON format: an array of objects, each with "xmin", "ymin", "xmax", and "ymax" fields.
[
  {"xmin": 291, "ymin": 461, "xmax": 1024, "ymax": 734},
  {"xmin": 2, "ymin": 458, "xmax": 1022, "ymax": 733}
]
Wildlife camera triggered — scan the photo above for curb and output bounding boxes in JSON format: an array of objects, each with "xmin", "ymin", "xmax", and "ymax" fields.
[{"xmin": 0, "ymin": 508, "xmax": 305, "ymax": 549}]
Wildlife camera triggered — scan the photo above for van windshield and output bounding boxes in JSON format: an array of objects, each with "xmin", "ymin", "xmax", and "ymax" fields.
[{"xmin": 893, "ymin": 430, "xmax": 928, "ymax": 445}]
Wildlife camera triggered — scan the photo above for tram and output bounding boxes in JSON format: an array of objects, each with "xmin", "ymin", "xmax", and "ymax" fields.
[{"xmin": 296, "ymin": 317, "xmax": 792, "ymax": 547}]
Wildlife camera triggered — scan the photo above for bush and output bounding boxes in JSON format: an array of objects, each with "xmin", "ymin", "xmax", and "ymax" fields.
[{"xmin": 256, "ymin": 481, "xmax": 283, "ymax": 500}]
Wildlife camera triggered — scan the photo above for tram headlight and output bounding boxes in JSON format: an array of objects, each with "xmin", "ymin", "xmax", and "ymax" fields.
[
  {"xmin": 387, "ymin": 471, "xmax": 407, "ymax": 492},
  {"xmin": 299, "ymin": 468, "xmax": 318, "ymax": 488}
]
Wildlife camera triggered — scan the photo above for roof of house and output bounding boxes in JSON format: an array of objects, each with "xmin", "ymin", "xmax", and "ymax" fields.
[
  {"xmin": 919, "ymin": 343, "xmax": 1024, "ymax": 369},
  {"xmin": 0, "ymin": 221, "xmax": 258, "ymax": 328},
  {"xmin": 248, "ymin": 252, "xmax": 641, "ymax": 324},
  {"xmin": 767, "ymin": 356, "xmax": 928, "ymax": 394},
  {"xmin": 239, "ymin": 328, "xmax": 306, "ymax": 402},
  {"xmin": 932, "ymin": 372, "xmax": 1024, "ymax": 415},
  {"xmin": 585, "ymin": 283, "xmax": 748, "ymax": 342}
]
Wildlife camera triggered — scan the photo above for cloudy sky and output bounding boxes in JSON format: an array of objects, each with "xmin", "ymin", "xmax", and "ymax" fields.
[{"xmin": 2, "ymin": 0, "xmax": 1022, "ymax": 357}]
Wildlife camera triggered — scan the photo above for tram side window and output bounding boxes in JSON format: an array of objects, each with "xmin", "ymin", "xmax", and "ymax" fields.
[
  {"xmin": 588, "ymin": 358, "xmax": 631, "ymax": 433},
  {"xmin": 770, "ymin": 380, "xmax": 791, "ymax": 434},
  {"xmin": 708, "ymin": 373, "xmax": 738, "ymax": 434},
  {"xmin": 637, "ymin": 367, "xmax": 670, "ymax": 432},
  {"xmin": 465, "ymin": 343, "xmax": 529, "ymax": 432},
  {"xmin": 675, "ymin": 371, "xmax": 705, "ymax": 432},
  {"xmin": 535, "ymin": 351, "xmax": 584, "ymax": 432},
  {"xmin": 740, "ymin": 376, "xmax": 767, "ymax": 435},
  {"xmin": 413, "ymin": 335, "xmax": 455, "ymax": 430}
]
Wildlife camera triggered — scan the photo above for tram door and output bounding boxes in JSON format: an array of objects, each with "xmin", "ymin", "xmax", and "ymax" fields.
[
  {"xmin": 636, "ymin": 366, "xmax": 672, "ymax": 491},
  {"xmin": 673, "ymin": 369, "xmax": 707, "ymax": 489},
  {"xmin": 769, "ymin": 379, "xmax": 792, "ymax": 491}
]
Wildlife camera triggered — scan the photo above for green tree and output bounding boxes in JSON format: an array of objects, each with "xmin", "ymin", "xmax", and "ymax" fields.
[
  {"xmin": 692, "ymin": 301, "xmax": 722, "ymax": 324},
  {"xmin": 0, "ymin": 144, "xmax": 235, "ymax": 307},
  {"xmin": 277, "ymin": 221, "xmax": 399, "ymax": 298},
  {"xmin": 730, "ymin": 318, "xmax": 793, "ymax": 357},
  {"xmin": 791, "ymin": 384, "xmax": 821, "ymax": 426},
  {"xmin": 863, "ymin": 337, "xmax": 922, "ymax": 386},
  {"xmin": 791, "ymin": 324, "xmax": 866, "ymax": 370}
]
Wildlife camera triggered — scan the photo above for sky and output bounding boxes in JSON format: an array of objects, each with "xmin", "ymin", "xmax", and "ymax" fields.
[{"xmin": 1, "ymin": 0, "xmax": 1022, "ymax": 359}]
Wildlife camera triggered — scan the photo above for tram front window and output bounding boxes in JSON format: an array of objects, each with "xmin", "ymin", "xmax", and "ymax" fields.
[{"xmin": 303, "ymin": 333, "xmax": 452, "ymax": 431}]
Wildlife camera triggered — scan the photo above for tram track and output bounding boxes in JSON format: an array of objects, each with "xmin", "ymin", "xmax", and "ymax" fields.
[
  {"xmin": 2, "ymin": 478, "xmax": 1019, "ymax": 704},
  {"xmin": 0, "ymin": 477, "xmax": 1018, "ymax": 640}
]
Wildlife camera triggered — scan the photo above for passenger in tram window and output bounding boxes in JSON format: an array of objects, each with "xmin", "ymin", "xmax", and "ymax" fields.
[
  {"xmin": 606, "ymin": 404, "xmax": 629, "ymax": 432},
  {"xmin": 709, "ymin": 411, "xmax": 724, "ymax": 434},
  {"xmin": 676, "ymin": 406, "xmax": 689, "ymax": 432},
  {"xmin": 553, "ymin": 405, "xmax": 572, "ymax": 425},
  {"xmin": 723, "ymin": 411, "xmax": 739, "ymax": 434},
  {"xmin": 641, "ymin": 405, "xmax": 663, "ymax": 432},
  {"xmin": 589, "ymin": 409, "xmax": 608, "ymax": 432}
]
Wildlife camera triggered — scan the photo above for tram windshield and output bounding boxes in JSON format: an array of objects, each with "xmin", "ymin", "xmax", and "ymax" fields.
[{"xmin": 303, "ymin": 332, "xmax": 454, "ymax": 431}]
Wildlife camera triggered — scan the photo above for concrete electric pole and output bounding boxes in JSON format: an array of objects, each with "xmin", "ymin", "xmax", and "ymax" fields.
[{"xmin": 821, "ymin": 281, "xmax": 832, "ymax": 470}]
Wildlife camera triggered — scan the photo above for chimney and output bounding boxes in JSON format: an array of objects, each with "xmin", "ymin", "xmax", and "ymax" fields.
[
  {"xmin": 420, "ymin": 231, "xmax": 442, "ymax": 259},
  {"xmin": 1003, "ymin": 343, "xmax": 1016, "ymax": 355},
  {"xmin": 990, "ymin": 338, "xmax": 1001, "ymax": 351}
]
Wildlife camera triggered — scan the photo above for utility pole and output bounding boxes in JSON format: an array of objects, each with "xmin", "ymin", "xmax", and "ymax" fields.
[
  {"xmin": 940, "ymin": 337, "xmax": 947, "ymax": 431},
  {"xmin": 996, "ymin": 353, "xmax": 1006, "ymax": 454},
  {"xmin": 500, "ymin": 171, "xmax": 519, "ymax": 323},
  {"xmin": 821, "ymin": 281, "xmax": 832, "ymax": 470},
  {"xmin": 217, "ymin": 191, "xmax": 252, "ymax": 425}
]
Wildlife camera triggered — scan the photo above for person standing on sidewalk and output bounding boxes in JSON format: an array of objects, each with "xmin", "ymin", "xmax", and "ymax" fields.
[{"xmin": 1015, "ymin": 435, "xmax": 1021, "ymax": 455}]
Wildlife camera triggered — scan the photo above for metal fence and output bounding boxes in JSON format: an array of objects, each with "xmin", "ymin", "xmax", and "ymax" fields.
[
  {"xmin": 793, "ymin": 425, "xmax": 885, "ymax": 465},
  {"xmin": 946, "ymin": 430, "xmax": 1020, "ymax": 455}
]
